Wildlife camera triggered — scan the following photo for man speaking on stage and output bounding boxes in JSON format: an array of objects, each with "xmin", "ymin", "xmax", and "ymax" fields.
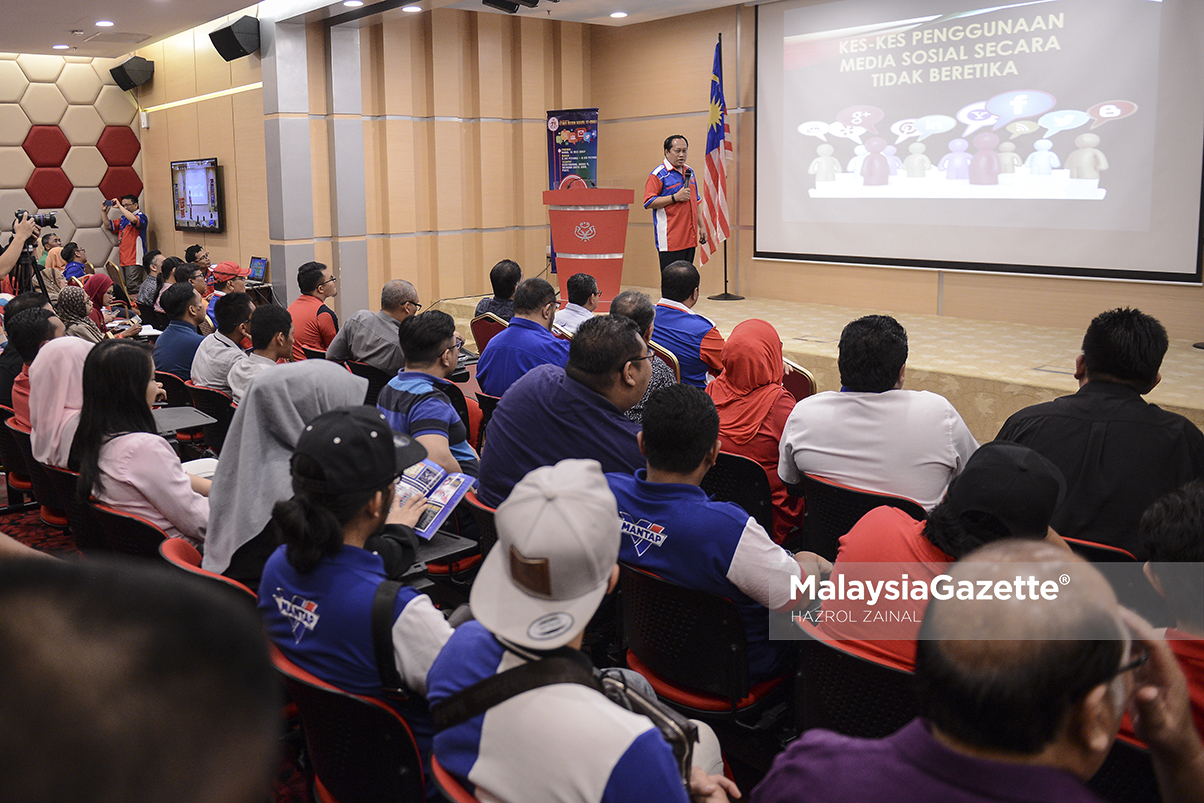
[{"xmin": 644, "ymin": 135, "xmax": 706, "ymax": 269}]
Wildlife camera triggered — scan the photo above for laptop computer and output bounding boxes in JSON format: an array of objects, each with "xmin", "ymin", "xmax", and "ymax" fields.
[{"xmin": 246, "ymin": 256, "xmax": 268, "ymax": 286}]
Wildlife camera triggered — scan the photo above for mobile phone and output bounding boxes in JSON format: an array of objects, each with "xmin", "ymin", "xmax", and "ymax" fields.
[{"xmin": 103, "ymin": 200, "xmax": 115, "ymax": 208}]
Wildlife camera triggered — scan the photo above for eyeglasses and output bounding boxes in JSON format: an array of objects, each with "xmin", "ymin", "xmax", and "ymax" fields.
[
  {"xmin": 1113, "ymin": 649, "xmax": 1149, "ymax": 678},
  {"xmin": 626, "ymin": 354, "xmax": 653, "ymax": 367},
  {"xmin": 408, "ymin": 300, "xmax": 423, "ymax": 311},
  {"xmin": 445, "ymin": 337, "xmax": 464, "ymax": 354},
  {"xmin": 320, "ymin": 276, "xmax": 338, "ymax": 286}
]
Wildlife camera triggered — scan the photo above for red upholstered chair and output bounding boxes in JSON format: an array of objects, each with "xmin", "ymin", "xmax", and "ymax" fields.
[
  {"xmin": 158, "ymin": 537, "xmax": 257, "ymax": 600},
  {"xmin": 551, "ymin": 324, "xmax": 573, "ymax": 341},
  {"xmin": 155, "ymin": 371, "xmax": 206, "ymax": 449},
  {"xmin": 473, "ymin": 393, "xmax": 500, "ymax": 452},
  {"xmin": 4, "ymin": 417, "xmax": 68, "ymax": 527},
  {"xmin": 42, "ymin": 465, "xmax": 107, "ymax": 552},
  {"xmin": 1063, "ymin": 537, "xmax": 1170, "ymax": 628},
  {"xmin": 430, "ymin": 755, "xmax": 482, "ymax": 803},
  {"xmin": 647, "ymin": 339, "xmax": 681, "ymax": 383},
  {"xmin": 461, "ymin": 490, "xmax": 498, "ymax": 559},
  {"xmin": 620, "ymin": 563, "xmax": 789, "ymax": 719},
  {"xmin": 269, "ymin": 645, "xmax": 426, "ymax": 803},
  {"xmin": 184, "ymin": 380, "xmax": 237, "ymax": 453},
  {"xmin": 782, "ymin": 358, "xmax": 817, "ymax": 402},
  {"xmin": 700, "ymin": 451, "xmax": 774, "ymax": 535},
  {"xmin": 469, "ymin": 313, "xmax": 507, "ymax": 353},
  {"xmin": 0, "ymin": 405, "xmax": 37, "ymax": 513},
  {"xmin": 88, "ymin": 500, "xmax": 168, "ymax": 558}
]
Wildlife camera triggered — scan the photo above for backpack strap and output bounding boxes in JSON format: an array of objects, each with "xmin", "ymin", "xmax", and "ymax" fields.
[
  {"xmin": 371, "ymin": 579, "xmax": 406, "ymax": 694},
  {"xmin": 431, "ymin": 655, "xmax": 601, "ymax": 732}
]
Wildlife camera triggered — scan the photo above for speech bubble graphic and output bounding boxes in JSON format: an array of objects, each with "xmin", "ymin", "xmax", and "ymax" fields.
[
  {"xmin": 986, "ymin": 90, "xmax": 1056, "ymax": 129},
  {"xmin": 891, "ymin": 118, "xmax": 919, "ymax": 145},
  {"xmin": 1087, "ymin": 100, "xmax": 1138, "ymax": 129},
  {"xmin": 914, "ymin": 114, "xmax": 956, "ymax": 142},
  {"xmin": 837, "ymin": 105, "xmax": 884, "ymax": 135},
  {"xmin": 829, "ymin": 122, "xmax": 867, "ymax": 145},
  {"xmin": 956, "ymin": 101, "xmax": 999, "ymax": 138},
  {"xmin": 1038, "ymin": 109, "xmax": 1090, "ymax": 138},
  {"xmin": 1006, "ymin": 120, "xmax": 1040, "ymax": 140},
  {"xmin": 797, "ymin": 121, "xmax": 830, "ymax": 142}
]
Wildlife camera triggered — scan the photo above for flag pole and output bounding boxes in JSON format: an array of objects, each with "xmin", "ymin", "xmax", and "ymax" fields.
[{"xmin": 706, "ymin": 32, "xmax": 742, "ymax": 301}]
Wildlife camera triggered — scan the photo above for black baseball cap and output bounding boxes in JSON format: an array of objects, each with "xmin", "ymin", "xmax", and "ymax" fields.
[
  {"xmin": 945, "ymin": 441, "xmax": 1065, "ymax": 537},
  {"xmin": 291, "ymin": 406, "xmax": 427, "ymax": 496}
]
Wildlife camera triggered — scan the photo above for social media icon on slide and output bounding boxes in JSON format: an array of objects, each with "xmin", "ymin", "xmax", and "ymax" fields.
[
  {"xmin": 986, "ymin": 90, "xmax": 1056, "ymax": 129},
  {"xmin": 1038, "ymin": 109, "xmax": 1090, "ymax": 138}
]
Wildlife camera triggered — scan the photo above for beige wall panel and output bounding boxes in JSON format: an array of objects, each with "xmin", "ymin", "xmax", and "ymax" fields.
[
  {"xmin": 361, "ymin": 25, "xmax": 385, "ymax": 118},
  {"xmin": 596, "ymin": 114, "xmax": 709, "ymax": 195},
  {"xmin": 744, "ymin": 250, "xmax": 940, "ymax": 317},
  {"xmin": 477, "ymin": 229, "xmax": 519, "ymax": 296},
  {"xmin": 366, "ymin": 237, "xmax": 389, "ymax": 302},
  {"xmin": 430, "ymin": 10, "xmax": 475, "ymax": 119},
  {"xmin": 433, "ymin": 232, "xmax": 471, "ymax": 299},
  {"xmin": 161, "ymin": 31, "xmax": 198, "ymax": 103},
  {"xmin": 475, "ymin": 13, "xmax": 513, "ymax": 119},
  {"xmin": 165, "ymin": 103, "xmax": 201, "ymax": 165},
  {"xmin": 518, "ymin": 122, "xmax": 548, "ymax": 226},
  {"xmin": 517, "ymin": 18, "xmax": 554, "ymax": 120},
  {"xmin": 141, "ymin": 109, "xmax": 171, "ymax": 254},
  {"xmin": 307, "ymin": 22, "xmax": 328, "ymax": 116},
  {"xmin": 459, "ymin": 120, "xmax": 483, "ymax": 231},
  {"xmin": 229, "ymin": 50, "xmax": 261, "ymax": 89},
  {"xmin": 133, "ymin": 41, "xmax": 167, "ymax": 108},
  {"xmin": 554, "ymin": 23, "xmax": 587, "ymax": 109},
  {"xmin": 363, "ymin": 118, "xmax": 387, "ymax": 235},
  {"xmin": 478, "ymin": 122, "xmax": 516, "ymax": 230},
  {"xmin": 194, "ymin": 27, "xmax": 234, "ymax": 97},
  {"xmin": 193, "ymin": 96, "xmax": 240, "ymax": 260},
  {"xmin": 412, "ymin": 235, "xmax": 437, "ymax": 303},
  {"xmin": 620, "ymin": 222, "xmax": 662, "ymax": 291},
  {"xmin": 231, "ymin": 89, "xmax": 268, "ymax": 264},
  {"xmin": 310, "ymin": 119, "xmax": 332, "ymax": 239},
  {"xmin": 519, "ymin": 227, "xmax": 551, "ymax": 285},
  {"xmin": 431, "ymin": 120, "xmax": 466, "ymax": 232},
  {"xmin": 384, "ymin": 118, "xmax": 419, "ymax": 233},
  {"xmin": 379, "ymin": 19, "xmax": 416, "ymax": 117},
  {"xmin": 412, "ymin": 119, "xmax": 437, "ymax": 233}
]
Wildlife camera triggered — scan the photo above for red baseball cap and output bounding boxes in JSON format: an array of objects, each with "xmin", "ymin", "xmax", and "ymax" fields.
[{"xmin": 212, "ymin": 261, "xmax": 250, "ymax": 281}]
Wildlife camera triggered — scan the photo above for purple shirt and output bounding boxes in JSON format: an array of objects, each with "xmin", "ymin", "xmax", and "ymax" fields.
[{"xmin": 751, "ymin": 719, "xmax": 1104, "ymax": 803}]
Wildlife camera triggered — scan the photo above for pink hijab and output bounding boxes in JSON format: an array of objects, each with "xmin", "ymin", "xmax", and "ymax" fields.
[
  {"xmin": 706, "ymin": 319, "xmax": 790, "ymax": 445},
  {"xmin": 30, "ymin": 336, "xmax": 94, "ymax": 467},
  {"xmin": 83, "ymin": 273, "xmax": 113, "ymax": 330}
]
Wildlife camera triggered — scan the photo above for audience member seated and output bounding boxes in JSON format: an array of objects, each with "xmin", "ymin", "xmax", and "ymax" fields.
[
  {"xmin": 205, "ymin": 262, "xmax": 250, "ymax": 327},
  {"xmin": 653, "ymin": 260, "xmax": 725, "ymax": 388},
  {"xmin": 154, "ymin": 258, "xmax": 189, "ymax": 314},
  {"xmin": 997, "ymin": 307, "xmax": 1204, "ymax": 558},
  {"xmin": 227, "ymin": 304, "xmax": 294, "ymax": 405},
  {"xmin": 183, "ymin": 243, "xmax": 213, "ymax": 280},
  {"xmin": 706, "ymin": 319, "xmax": 803, "ymax": 543},
  {"xmin": 153, "ymin": 282, "xmax": 208, "ymax": 378},
  {"xmin": 326, "ymin": 278, "xmax": 418, "ymax": 376},
  {"xmin": 611, "ymin": 290, "xmax": 676, "ymax": 424},
  {"xmin": 378, "ymin": 310, "xmax": 478, "ymax": 478},
  {"xmin": 778, "ymin": 314, "xmax": 978, "ymax": 511},
  {"xmin": 476, "ymin": 277, "xmax": 570, "ymax": 397},
  {"xmin": 29, "ymin": 337, "xmax": 92, "ymax": 469},
  {"xmin": 55, "ymin": 286, "xmax": 106, "ymax": 344},
  {"xmin": 815, "ymin": 441, "xmax": 1067, "ymax": 670},
  {"xmin": 474, "ymin": 258, "xmax": 521, "ymax": 321},
  {"xmin": 553, "ymin": 272, "xmax": 599, "ymax": 335},
  {"xmin": 477, "ymin": 314, "xmax": 649, "ymax": 507},
  {"xmin": 203, "ymin": 360, "xmax": 368, "ymax": 590},
  {"xmin": 752, "ymin": 539, "xmax": 1204, "ymax": 803},
  {"xmin": 0, "ymin": 292, "xmax": 52, "ymax": 408},
  {"xmin": 258, "ymin": 406, "xmax": 451, "ymax": 758},
  {"xmin": 0, "ymin": 559, "xmax": 279, "ymax": 803},
  {"xmin": 72, "ymin": 340, "xmax": 210, "ymax": 546},
  {"xmin": 35, "ymin": 231, "xmax": 60, "ymax": 268},
  {"xmin": 607, "ymin": 384, "xmax": 830, "ymax": 682},
  {"xmin": 427, "ymin": 459, "xmax": 734, "ymax": 803},
  {"xmin": 6, "ymin": 308, "xmax": 65, "ymax": 430},
  {"xmin": 135, "ymin": 250, "xmax": 165, "ymax": 310},
  {"xmin": 81, "ymin": 273, "xmax": 140, "ymax": 339},
  {"xmin": 60, "ymin": 242, "xmax": 89, "ymax": 282},
  {"xmin": 37, "ymin": 247, "xmax": 67, "ymax": 302},
  {"xmin": 287, "ymin": 260, "xmax": 339, "ymax": 361},
  {"xmin": 191, "ymin": 292, "xmax": 254, "ymax": 393}
]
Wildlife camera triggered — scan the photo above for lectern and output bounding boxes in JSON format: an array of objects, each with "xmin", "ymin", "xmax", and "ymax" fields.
[{"xmin": 543, "ymin": 187, "xmax": 634, "ymax": 312}]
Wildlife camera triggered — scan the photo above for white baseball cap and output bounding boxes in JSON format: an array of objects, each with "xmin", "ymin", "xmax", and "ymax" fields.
[{"xmin": 470, "ymin": 459, "xmax": 621, "ymax": 649}]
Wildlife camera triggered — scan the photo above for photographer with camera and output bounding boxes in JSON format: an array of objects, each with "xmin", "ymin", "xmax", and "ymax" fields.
[
  {"xmin": 103, "ymin": 195, "xmax": 148, "ymax": 295},
  {"xmin": 0, "ymin": 213, "xmax": 43, "ymax": 284}
]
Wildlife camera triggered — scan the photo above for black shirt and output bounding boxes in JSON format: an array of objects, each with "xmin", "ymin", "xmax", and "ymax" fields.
[
  {"xmin": 0, "ymin": 344, "xmax": 24, "ymax": 409},
  {"xmin": 996, "ymin": 381, "xmax": 1204, "ymax": 558}
]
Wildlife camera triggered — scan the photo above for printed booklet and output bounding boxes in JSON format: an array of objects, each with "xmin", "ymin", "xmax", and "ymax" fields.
[{"xmin": 394, "ymin": 458, "xmax": 476, "ymax": 539}]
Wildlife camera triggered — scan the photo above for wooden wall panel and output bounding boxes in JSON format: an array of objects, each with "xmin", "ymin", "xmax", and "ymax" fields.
[{"xmin": 309, "ymin": 119, "xmax": 331, "ymax": 239}]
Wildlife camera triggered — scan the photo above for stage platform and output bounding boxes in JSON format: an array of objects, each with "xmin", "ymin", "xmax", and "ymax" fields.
[{"xmin": 434, "ymin": 289, "xmax": 1204, "ymax": 443}]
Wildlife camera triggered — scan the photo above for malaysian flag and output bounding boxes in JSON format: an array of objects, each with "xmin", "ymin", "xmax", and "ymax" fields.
[{"xmin": 701, "ymin": 36, "xmax": 733, "ymax": 266}]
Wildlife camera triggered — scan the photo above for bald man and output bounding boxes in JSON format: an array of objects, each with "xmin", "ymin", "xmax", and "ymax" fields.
[
  {"xmin": 326, "ymin": 279, "xmax": 421, "ymax": 376},
  {"xmin": 754, "ymin": 539, "xmax": 1204, "ymax": 803}
]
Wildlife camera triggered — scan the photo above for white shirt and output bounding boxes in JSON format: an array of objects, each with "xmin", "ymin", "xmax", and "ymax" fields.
[
  {"xmin": 190, "ymin": 331, "xmax": 245, "ymax": 392},
  {"xmin": 227, "ymin": 352, "xmax": 279, "ymax": 405},
  {"xmin": 553, "ymin": 303, "xmax": 594, "ymax": 335},
  {"xmin": 778, "ymin": 389, "xmax": 979, "ymax": 511}
]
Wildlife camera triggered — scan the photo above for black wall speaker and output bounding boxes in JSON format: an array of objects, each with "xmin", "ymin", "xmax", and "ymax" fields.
[
  {"xmin": 109, "ymin": 56, "xmax": 154, "ymax": 91},
  {"xmin": 209, "ymin": 16, "xmax": 261, "ymax": 62}
]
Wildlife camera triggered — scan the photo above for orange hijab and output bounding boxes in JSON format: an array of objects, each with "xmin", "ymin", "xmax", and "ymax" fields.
[
  {"xmin": 44, "ymin": 247, "xmax": 66, "ymax": 273},
  {"xmin": 706, "ymin": 319, "xmax": 787, "ymax": 445}
]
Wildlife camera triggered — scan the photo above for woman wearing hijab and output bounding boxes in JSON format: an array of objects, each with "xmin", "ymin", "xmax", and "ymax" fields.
[
  {"xmin": 30, "ymin": 337, "xmax": 92, "ymax": 468},
  {"xmin": 705, "ymin": 318, "xmax": 804, "ymax": 544},
  {"xmin": 201, "ymin": 359, "xmax": 369, "ymax": 590},
  {"xmin": 38, "ymin": 247, "xmax": 69, "ymax": 302},
  {"xmin": 56, "ymin": 286, "xmax": 105, "ymax": 344},
  {"xmin": 77, "ymin": 275, "xmax": 141, "ymax": 339}
]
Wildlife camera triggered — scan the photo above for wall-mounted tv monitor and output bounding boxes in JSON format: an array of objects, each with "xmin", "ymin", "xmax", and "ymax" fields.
[{"xmin": 170, "ymin": 157, "xmax": 225, "ymax": 233}]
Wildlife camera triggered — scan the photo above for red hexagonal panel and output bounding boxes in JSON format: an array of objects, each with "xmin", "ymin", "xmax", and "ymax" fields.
[
  {"xmin": 25, "ymin": 167, "xmax": 73, "ymax": 208},
  {"xmin": 22, "ymin": 125, "xmax": 70, "ymax": 167},
  {"xmin": 96, "ymin": 125, "xmax": 141, "ymax": 167},
  {"xmin": 98, "ymin": 166, "xmax": 143, "ymax": 202}
]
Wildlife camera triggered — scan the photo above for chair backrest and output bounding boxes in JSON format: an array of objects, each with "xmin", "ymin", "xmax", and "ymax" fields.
[
  {"xmin": 158, "ymin": 537, "xmax": 258, "ymax": 600},
  {"xmin": 782, "ymin": 358, "xmax": 817, "ymax": 402},
  {"xmin": 551, "ymin": 324, "xmax": 573, "ymax": 341},
  {"xmin": 461, "ymin": 489, "xmax": 498, "ymax": 558},
  {"xmin": 104, "ymin": 261, "xmax": 131, "ymax": 304},
  {"xmin": 184, "ymin": 381, "xmax": 236, "ymax": 453},
  {"xmin": 155, "ymin": 370, "xmax": 193, "ymax": 408},
  {"xmin": 1063, "ymin": 537, "xmax": 1171, "ymax": 627},
  {"xmin": 1087, "ymin": 737, "xmax": 1162, "ymax": 803},
  {"xmin": 1062, "ymin": 537, "xmax": 1137, "ymax": 562},
  {"xmin": 138, "ymin": 301, "xmax": 168, "ymax": 331},
  {"xmin": 647, "ymin": 339, "xmax": 681, "ymax": 383},
  {"xmin": 430, "ymin": 755, "xmax": 480, "ymax": 803},
  {"xmin": 269, "ymin": 645, "xmax": 426, "ymax": 803},
  {"xmin": 794, "ymin": 625, "xmax": 917, "ymax": 738},
  {"xmin": 700, "ymin": 451, "xmax": 774, "ymax": 534},
  {"xmin": 345, "ymin": 360, "xmax": 393, "ymax": 407},
  {"xmin": 301, "ymin": 346, "xmax": 328, "ymax": 361},
  {"xmin": 88, "ymin": 500, "xmax": 168, "ymax": 558},
  {"xmin": 474, "ymin": 392, "xmax": 500, "ymax": 452},
  {"xmin": 42, "ymin": 465, "xmax": 107, "ymax": 552},
  {"xmin": 620, "ymin": 563, "xmax": 751, "ymax": 710},
  {"xmin": 469, "ymin": 313, "xmax": 507, "ymax": 353},
  {"xmin": 799, "ymin": 474, "xmax": 926, "ymax": 562},
  {"xmin": 5, "ymin": 417, "xmax": 64, "ymax": 515},
  {"xmin": 0, "ymin": 405, "xmax": 29, "ymax": 480}
]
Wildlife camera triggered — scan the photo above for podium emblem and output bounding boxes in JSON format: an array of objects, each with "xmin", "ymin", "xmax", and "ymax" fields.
[{"xmin": 574, "ymin": 222, "xmax": 596, "ymax": 242}]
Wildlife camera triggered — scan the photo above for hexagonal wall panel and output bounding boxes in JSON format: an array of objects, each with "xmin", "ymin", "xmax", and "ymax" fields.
[
  {"xmin": 0, "ymin": 189, "xmax": 35, "ymax": 218},
  {"xmin": 57, "ymin": 63, "xmax": 103, "ymax": 105},
  {"xmin": 63, "ymin": 187, "xmax": 107, "ymax": 229},
  {"xmin": 43, "ymin": 208, "xmax": 76, "ymax": 247},
  {"xmin": 96, "ymin": 126, "xmax": 140, "ymax": 166},
  {"xmin": 98, "ymin": 166, "xmax": 142, "ymax": 201},
  {"xmin": 0, "ymin": 147, "xmax": 35, "ymax": 186},
  {"xmin": 16, "ymin": 54, "xmax": 64, "ymax": 84},
  {"xmin": 95, "ymin": 85, "xmax": 137, "ymax": 126},
  {"xmin": 0, "ymin": 61, "xmax": 26, "ymax": 104},
  {"xmin": 19, "ymin": 83, "xmax": 67, "ymax": 126},
  {"xmin": 22, "ymin": 125, "xmax": 70, "ymax": 167},
  {"xmin": 26, "ymin": 166, "xmax": 73, "ymax": 208},
  {"xmin": 0, "ymin": 105, "xmax": 30, "ymax": 147},
  {"xmin": 71, "ymin": 228, "xmax": 114, "ymax": 267},
  {"xmin": 59, "ymin": 105, "xmax": 104, "ymax": 145},
  {"xmin": 62, "ymin": 148, "xmax": 108, "ymax": 188}
]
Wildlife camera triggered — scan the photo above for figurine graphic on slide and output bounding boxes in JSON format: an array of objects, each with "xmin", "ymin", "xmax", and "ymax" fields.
[
  {"xmin": 860, "ymin": 137, "xmax": 890, "ymax": 186},
  {"xmin": 968, "ymin": 132, "xmax": 1001, "ymax": 185},
  {"xmin": 808, "ymin": 144, "xmax": 842, "ymax": 183},
  {"xmin": 884, "ymin": 145, "xmax": 903, "ymax": 176},
  {"xmin": 1066, "ymin": 133, "xmax": 1109, "ymax": 179},
  {"xmin": 846, "ymin": 145, "xmax": 868, "ymax": 175},
  {"xmin": 997, "ymin": 142, "xmax": 1022, "ymax": 174},
  {"xmin": 1025, "ymin": 139, "xmax": 1061, "ymax": 176},
  {"xmin": 902, "ymin": 143, "xmax": 931, "ymax": 177},
  {"xmin": 938, "ymin": 138, "xmax": 972, "ymax": 180}
]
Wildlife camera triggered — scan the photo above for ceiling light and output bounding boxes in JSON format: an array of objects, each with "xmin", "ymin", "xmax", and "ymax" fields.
[
  {"xmin": 610, "ymin": 11, "xmax": 627, "ymax": 18},
  {"xmin": 482, "ymin": 0, "xmax": 519, "ymax": 11},
  {"xmin": 402, "ymin": 5, "xmax": 422, "ymax": 10},
  {"xmin": 95, "ymin": 20, "xmax": 115, "ymax": 27},
  {"xmin": 52, "ymin": 44, "xmax": 70, "ymax": 50},
  {"xmin": 343, "ymin": 0, "xmax": 364, "ymax": 6}
]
